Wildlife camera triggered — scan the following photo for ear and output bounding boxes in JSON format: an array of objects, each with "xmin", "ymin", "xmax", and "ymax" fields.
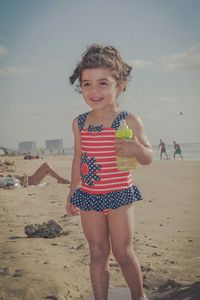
[{"xmin": 117, "ymin": 80, "xmax": 126, "ymax": 96}]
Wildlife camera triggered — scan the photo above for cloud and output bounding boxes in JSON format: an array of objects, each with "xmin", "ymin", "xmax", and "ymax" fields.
[
  {"xmin": 129, "ymin": 59, "xmax": 154, "ymax": 69},
  {"xmin": 0, "ymin": 66, "xmax": 33, "ymax": 77},
  {"xmin": 129, "ymin": 44, "xmax": 200, "ymax": 72},
  {"xmin": 0, "ymin": 45, "xmax": 7, "ymax": 58},
  {"xmin": 159, "ymin": 45, "xmax": 200, "ymax": 71}
]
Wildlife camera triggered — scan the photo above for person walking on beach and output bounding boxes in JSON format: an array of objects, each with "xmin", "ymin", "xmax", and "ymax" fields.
[
  {"xmin": 158, "ymin": 139, "xmax": 169, "ymax": 160},
  {"xmin": 66, "ymin": 44, "xmax": 153, "ymax": 300},
  {"xmin": 173, "ymin": 141, "xmax": 183, "ymax": 160}
]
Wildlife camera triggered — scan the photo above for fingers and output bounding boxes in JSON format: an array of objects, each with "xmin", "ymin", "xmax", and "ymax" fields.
[
  {"xmin": 115, "ymin": 139, "xmax": 127, "ymax": 153},
  {"xmin": 115, "ymin": 139, "xmax": 131, "ymax": 155},
  {"xmin": 115, "ymin": 138, "xmax": 139, "ymax": 157}
]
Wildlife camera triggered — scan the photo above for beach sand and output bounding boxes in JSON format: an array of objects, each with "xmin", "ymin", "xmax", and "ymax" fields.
[{"xmin": 0, "ymin": 156, "xmax": 200, "ymax": 299}]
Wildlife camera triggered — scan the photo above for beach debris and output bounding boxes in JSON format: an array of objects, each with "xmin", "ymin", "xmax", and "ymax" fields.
[
  {"xmin": 0, "ymin": 176, "xmax": 20, "ymax": 188},
  {"xmin": 156, "ymin": 280, "xmax": 200, "ymax": 300},
  {"xmin": 158, "ymin": 279, "xmax": 181, "ymax": 291},
  {"xmin": 141, "ymin": 264, "xmax": 154, "ymax": 273},
  {"xmin": 24, "ymin": 220, "xmax": 63, "ymax": 238}
]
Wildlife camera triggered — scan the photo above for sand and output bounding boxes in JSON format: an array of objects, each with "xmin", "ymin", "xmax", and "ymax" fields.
[{"xmin": 0, "ymin": 155, "xmax": 200, "ymax": 300}]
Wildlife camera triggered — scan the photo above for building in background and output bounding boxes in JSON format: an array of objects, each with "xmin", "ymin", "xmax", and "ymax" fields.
[
  {"xmin": 45, "ymin": 139, "xmax": 63, "ymax": 154},
  {"xmin": 19, "ymin": 141, "xmax": 37, "ymax": 155}
]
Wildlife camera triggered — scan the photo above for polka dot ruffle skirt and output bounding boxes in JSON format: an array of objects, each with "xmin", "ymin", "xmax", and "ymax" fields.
[{"xmin": 70, "ymin": 185, "xmax": 143, "ymax": 212}]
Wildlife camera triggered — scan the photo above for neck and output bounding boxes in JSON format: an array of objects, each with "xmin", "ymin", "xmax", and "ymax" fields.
[
  {"xmin": 87, "ymin": 104, "xmax": 122, "ymax": 127},
  {"xmin": 90, "ymin": 104, "xmax": 120, "ymax": 117}
]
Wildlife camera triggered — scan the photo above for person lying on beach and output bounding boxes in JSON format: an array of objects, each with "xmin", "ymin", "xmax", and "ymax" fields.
[{"xmin": 0, "ymin": 162, "xmax": 70, "ymax": 188}]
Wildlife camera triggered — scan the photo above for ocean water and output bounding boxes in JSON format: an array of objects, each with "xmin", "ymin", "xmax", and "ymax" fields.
[
  {"xmin": 153, "ymin": 142, "xmax": 200, "ymax": 161},
  {"xmin": 64, "ymin": 143, "xmax": 200, "ymax": 161}
]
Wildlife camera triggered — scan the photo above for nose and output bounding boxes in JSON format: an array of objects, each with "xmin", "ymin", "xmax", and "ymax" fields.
[
  {"xmin": 90, "ymin": 85, "xmax": 100, "ymax": 92},
  {"xmin": 89, "ymin": 85, "xmax": 102, "ymax": 97}
]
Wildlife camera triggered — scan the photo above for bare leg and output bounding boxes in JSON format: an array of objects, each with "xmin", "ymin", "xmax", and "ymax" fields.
[
  {"xmin": 108, "ymin": 205, "xmax": 146, "ymax": 300},
  {"xmin": 81, "ymin": 210, "xmax": 110, "ymax": 300},
  {"xmin": 29, "ymin": 162, "xmax": 70, "ymax": 185}
]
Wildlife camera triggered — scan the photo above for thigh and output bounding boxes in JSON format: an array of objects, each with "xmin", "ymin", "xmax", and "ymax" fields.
[
  {"xmin": 80, "ymin": 210, "xmax": 110, "ymax": 246},
  {"xmin": 108, "ymin": 204, "xmax": 134, "ymax": 251}
]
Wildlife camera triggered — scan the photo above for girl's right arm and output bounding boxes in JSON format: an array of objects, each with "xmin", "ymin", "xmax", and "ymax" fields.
[{"xmin": 66, "ymin": 117, "xmax": 81, "ymax": 216}]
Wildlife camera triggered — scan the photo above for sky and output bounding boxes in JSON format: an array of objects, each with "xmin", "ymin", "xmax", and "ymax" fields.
[{"xmin": 0, "ymin": 0, "xmax": 200, "ymax": 150}]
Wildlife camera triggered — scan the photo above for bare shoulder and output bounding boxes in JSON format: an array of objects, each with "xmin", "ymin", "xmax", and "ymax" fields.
[
  {"xmin": 72, "ymin": 116, "xmax": 79, "ymax": 131},
  {"xmin": 72, "ymin": 116, "xmax": 78, "ymax": 126},
  {"xmin": 126, "ymin": 113, "xmax": 151, "ymax": 148}
]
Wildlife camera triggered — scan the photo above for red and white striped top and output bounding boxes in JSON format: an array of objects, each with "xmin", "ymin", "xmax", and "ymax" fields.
[{"xmin": 80, "ymin": 127, "xmax": 133, "ymax": 194}]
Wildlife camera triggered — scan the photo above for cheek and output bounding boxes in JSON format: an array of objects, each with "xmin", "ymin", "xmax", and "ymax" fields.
[
  {"xmin": 82, "ymin": 93, "xmax": 93, "ymax": 107},
  {"xmin": 82, "ymin": 90, "xmax": 89, "ymax": 100}
]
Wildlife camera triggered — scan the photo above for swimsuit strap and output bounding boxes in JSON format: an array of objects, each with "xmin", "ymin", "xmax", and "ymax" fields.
[
  {"xmin": 111, "ymin": 111, "xmax": 128, "ymax": 129},
  {"xmin": 78, "ymin": 110, "xmax": 128, "ymax": 131},
  {"xmin": 78, "ymin": 112, "xmax": 89, "ymax": 131}
]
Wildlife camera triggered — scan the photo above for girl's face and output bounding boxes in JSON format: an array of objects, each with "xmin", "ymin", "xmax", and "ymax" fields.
[{"xmin": 81, "ymin": 67, "xmax": 124, "ymax": 110}]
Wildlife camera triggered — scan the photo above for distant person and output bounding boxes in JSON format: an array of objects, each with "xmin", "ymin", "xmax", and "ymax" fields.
[
  {"xmin": 158, "ymin": 139, "xmax": 169, "ymax": 160},
  {"xmin": 0, "ymin": 161, "xmax": 70, "ymax": 188},
  {"xmin": 173, "ymin": 141, "xmax": 183, "ymax": 160}
]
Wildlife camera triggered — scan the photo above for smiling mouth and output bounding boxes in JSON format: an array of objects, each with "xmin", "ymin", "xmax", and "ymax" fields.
[{"xmin": 90, "ymin": 97, "xmax": 103, "ymax": 102}]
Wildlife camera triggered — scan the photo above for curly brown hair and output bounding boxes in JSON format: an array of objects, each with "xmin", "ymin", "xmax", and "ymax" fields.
[{"xmin": 69, "ymin": 43, "xmax": 132, "ymax": 92}]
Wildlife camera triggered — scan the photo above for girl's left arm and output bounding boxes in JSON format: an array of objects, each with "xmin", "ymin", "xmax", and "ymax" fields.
[
  {"xmin": 115, "ymin": 114, "xmax": 153, "ymax": 165},
  {"xmin": 128, "ymin": 114, "xmax": 153, "ymax": 165}
]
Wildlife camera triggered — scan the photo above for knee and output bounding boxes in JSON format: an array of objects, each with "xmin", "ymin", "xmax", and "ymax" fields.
[
  {"xmin": 89, "ymin": 243, "xmax": 110, "ymax": 264},
  {"xmin": 112, "ymin": 246, "xmax": 134, "ymax": 267},
  {"xmin": 42, "ymin": 162, "xmax": 51, "ymax": 170},
  {"xmin": 41, "ymin": 162, "xmax": 48, "ymax": 168}
]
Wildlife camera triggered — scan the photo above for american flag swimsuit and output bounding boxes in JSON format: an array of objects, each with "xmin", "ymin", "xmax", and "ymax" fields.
[{"xmin": 70, "ymin": 111, "xmax": 142, "ymax": 214}]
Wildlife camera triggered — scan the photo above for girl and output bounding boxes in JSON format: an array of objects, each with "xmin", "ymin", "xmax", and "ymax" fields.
[{"xmin": 66, "ymin": 44, "xmax": 153, "ymax": 300}]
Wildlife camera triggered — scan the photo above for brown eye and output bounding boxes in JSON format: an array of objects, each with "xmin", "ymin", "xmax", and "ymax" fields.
[
  {"xmin": 82, "ymin": 82, "xmax": 90, "ymax": 88},
  {"xmin": 100, "ymin": 81, "xmax": 107, "ymax": 86}
]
